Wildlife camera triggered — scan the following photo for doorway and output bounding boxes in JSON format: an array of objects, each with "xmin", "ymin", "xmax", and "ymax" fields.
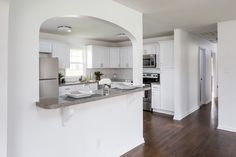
[
  {"xmin": 199, "ymin": 48, "xmax": 206, "ymax": 105},
  {"xmin": 211, "ymin": 52, "xmax": 218, "ymax": 100}
]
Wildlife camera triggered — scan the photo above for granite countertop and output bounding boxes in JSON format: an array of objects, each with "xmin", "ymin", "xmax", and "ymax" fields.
[
  {"xmin": 36, "ymin": 86, "xmax": 150, "ymax": 109},
  {"xmin": 59, "ymin": 81, "xmax": 97, "ymax": 87}
]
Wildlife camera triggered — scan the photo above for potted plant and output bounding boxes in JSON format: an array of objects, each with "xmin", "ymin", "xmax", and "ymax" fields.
[
  {"xmin": 58, "ymin": 73, "xmax": 65, "ymax": 84},
  {"xmin": 94, "ymin": 71, "xmax": 103, "ymax": 81}
]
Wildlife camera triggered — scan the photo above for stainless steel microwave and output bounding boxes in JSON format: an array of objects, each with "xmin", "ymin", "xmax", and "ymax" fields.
[{"xmin": 143, "ymin": 54, "xmax": 156, "ymax": 68}]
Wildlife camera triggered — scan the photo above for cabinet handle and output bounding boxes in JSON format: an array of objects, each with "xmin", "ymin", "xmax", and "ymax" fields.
[
  {"xmin": 65, "ymin": 88, "xmax": 70, "ymax": 90},
  {"xmin": 126, "ymin": 63, "xmax": 129, "ymax": 67},
  {"xmin": 101, "ymin": 63, "xmax": 103, "ymax": 68}
]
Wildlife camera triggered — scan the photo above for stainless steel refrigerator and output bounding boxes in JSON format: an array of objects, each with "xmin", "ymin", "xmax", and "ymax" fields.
[{"xmin": 39, "ymin": 57, "xmax": 59, "ymax": 98}]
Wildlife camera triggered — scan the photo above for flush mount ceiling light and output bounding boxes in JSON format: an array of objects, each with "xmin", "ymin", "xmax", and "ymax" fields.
[
  {"xmin": 57, "ymin": 26, "xmax": 72, "ymax": 33},
  {"xmin": 117, "ymin": 33, "xmax": 127, "ymax": 38}
]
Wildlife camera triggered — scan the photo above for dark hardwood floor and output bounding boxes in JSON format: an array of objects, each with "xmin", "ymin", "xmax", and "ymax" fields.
[{"xmin": 122, "ymin": 102, "xmax": 236, "ymax": 157}]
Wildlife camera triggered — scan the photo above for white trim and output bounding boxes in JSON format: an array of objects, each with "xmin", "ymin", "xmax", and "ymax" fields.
[
  {"xmin": 153, "ymin": 108, "xmax": 174, "ymax": 116},
  {"xmin": 116, "ymin": 138, "xmax": 145, "ymax": 157},
  {"xmin": 218, "ymin": 125, "xmax": 236, "ymax": 133},
  {"xmin": 174, "ymin": 105, "xmax": 200, "ymax": 120}
]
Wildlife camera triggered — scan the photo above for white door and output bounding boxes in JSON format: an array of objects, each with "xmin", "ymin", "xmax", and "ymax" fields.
[
  {"xmin": 199, "ymin": 48, "xmax": 206, "ymax": 105},
  {"xmin": 109, "ymin": 47, "xmax": 120, "ymax": 68}
]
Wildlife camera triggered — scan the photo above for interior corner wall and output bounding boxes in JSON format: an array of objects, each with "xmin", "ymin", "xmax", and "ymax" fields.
[
  {"xmin": 174, "ymin": 29, "xmax": 216, "ymax": 120},
  {"xmin": 218, "ymin": 20, "xmax": 236, "ymax": 132},
  {"xmin": 7, "ymin": 0, "xmax": 143, "ymax": 157},
  {"xmin": 0, "ymin": 0, "xmax": 9, "ymax": 157}
]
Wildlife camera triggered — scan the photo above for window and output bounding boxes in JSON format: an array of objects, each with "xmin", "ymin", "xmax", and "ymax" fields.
[{"xmin": 66, "ymin": 49, "xmax": 85, "ymax": 77}]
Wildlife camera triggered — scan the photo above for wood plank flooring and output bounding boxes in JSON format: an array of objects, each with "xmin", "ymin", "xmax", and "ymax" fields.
[{"xmin": 121, "ymin": 102, "xmax": 236, "ymax": 157}]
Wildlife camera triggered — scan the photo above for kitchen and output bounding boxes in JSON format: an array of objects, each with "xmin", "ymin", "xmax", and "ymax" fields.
[{"xmin": 38, "ymin": 16, "xmax": 174, "ymax": 116}]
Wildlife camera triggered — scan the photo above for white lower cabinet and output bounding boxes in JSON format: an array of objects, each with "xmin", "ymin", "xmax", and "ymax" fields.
[
  {"xmin": 160, "ymin": 69, "xmax": 174, "ymax": 113},
  {"xmin": 151, "ymin": 70, "xmax": 174, "ymax": 115},
  {"xmin": 151, "ymin": 84, "xmax": 161, "ymax": 109}
]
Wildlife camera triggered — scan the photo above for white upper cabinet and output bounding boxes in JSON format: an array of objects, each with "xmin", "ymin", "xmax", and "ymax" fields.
[
  {"xmin": 39, "ymin": 40, "xmax": 52, "ymax": 53},
  {"xmin": 87, "ymin": 45, "xmax": 132, "ymax": 69},
  {"xmin": 120, "ymin": 46, "xmax": 133, "ymax": 68},
  {"xmin": 52, "ymin": 42, "xmax": 70, "ymax": 69},
  {"xmin": 109, "ymin": 47, "xmax": 120, "ymax": 68},
  {"xmin": 87, "ymin": 45, "xmax": 110, "ymax": 68},
  {"xmin": 143, "ymin": 44, "xmax": 157, "ymax": 54},
  {"xmin": 159, "ymin": 40, "xmax": 174, "ymax": 69}
]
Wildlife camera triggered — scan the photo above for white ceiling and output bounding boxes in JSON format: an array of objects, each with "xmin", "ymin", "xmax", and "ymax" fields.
[
  {"xmin": 114, "ymin": 0, "xmax": 236, "ymax": 42},
  {"xmin": 40, "ymin": 17, "xmax": 129, "ymax": 42}
]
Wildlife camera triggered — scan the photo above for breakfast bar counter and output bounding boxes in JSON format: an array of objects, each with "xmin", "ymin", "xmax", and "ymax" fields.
[{"xmin": 36, "ymin": 86, "xmax": 150, "ymax": 109}]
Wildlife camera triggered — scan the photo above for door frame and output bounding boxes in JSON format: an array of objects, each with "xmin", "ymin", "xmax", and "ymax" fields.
[{"xmin": 199, "ymin": 47, "xmax": 206, "ymax": 105}]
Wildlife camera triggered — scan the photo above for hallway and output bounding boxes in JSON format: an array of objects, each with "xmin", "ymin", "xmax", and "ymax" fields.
[{"xmin": 122, "ymin": 102, "xmax": 236, "ymax": 157}]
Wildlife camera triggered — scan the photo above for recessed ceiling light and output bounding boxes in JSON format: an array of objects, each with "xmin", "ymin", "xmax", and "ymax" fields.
[
  {"xmin": 117, "ymin": 33, "xmax": 127, "ymax": 38},
  {"xmin": 57, "ymin": 26, "xmax": 72, "ymax": 33}
]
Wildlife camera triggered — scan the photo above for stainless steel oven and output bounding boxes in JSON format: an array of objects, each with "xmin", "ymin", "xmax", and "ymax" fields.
[
  {"xmin": 143, "ymin": 54, "xmax": 156, "ymax": 68},
  {"xmin": 143, "ymin": 73, "xmax": 160, "ymax": 111}
]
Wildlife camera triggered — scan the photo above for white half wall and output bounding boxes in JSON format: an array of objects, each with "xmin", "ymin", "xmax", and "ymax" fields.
[
  {"xmin": 0, "ymin": 0, "xmax": 9, "ymax": 157},
  {"xmin": 174, "ymin": 29, "xmax": 216, "ymax": 120},
  {"xmin": 7, "ymin": 0, "xmax": 143, "ymax": 157},
  {"xmin": 218, "ymin": 20, "xmax": 236, "ymax": 132}
]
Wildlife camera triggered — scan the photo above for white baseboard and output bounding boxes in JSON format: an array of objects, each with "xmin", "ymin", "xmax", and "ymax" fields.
[
  {"xmin": 153, "ymin": 108, "xmax": 174, "ymax": 116},
  {"xmin": 116, "ymin": 138, "xmax": 145, "ymax": 157},
  {"xmin": 174, "ymin": 105, "xmax": 200, "ymax": 120},
  {"xmin": 218, "ymin": 125, "xmax": 236, "ymax": 133}
]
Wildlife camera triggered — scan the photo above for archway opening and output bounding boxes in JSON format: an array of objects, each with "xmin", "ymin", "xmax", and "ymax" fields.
[{"xmin": 38, "ymin": 16, "xmax": 137, "ymax": 98}]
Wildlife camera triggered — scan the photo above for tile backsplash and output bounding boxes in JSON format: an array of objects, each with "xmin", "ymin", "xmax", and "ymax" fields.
[{"xmin": 86, "ymin": 68, "xmax": 133, "ymax": 81}]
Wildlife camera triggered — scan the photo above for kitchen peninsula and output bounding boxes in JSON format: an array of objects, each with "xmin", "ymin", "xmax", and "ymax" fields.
[{"xmin": 36, "ymin": 86, "xmax": 149, "ymax": 157}]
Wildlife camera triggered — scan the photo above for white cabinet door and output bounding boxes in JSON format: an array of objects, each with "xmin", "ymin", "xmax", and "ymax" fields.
[
  {"xmin": 160, "ymin": 69, "xmax": 174, "ymax": 112},
  {"xmin": 39, "ymin": 40, "xmax": 52, "ymax": 53},
  {"xmin": 143, "ymin": 44, "xmax": 157, "ymax": 54},
  {"xmin": 159, "ymin": 40, "xmax": 174, "ymax": 69},
  {"xmin": 86, "ymin": 45, "xmax": 109, "ymax": 68},
  {"xmin": 109, "ymin": 47, "xmax": 120, "ymax": 68},
  {"xmin": 52, "ymin": 42, "xmax": 70, "ymax": 68},
  {"xmin": 120, "ymin": 46, "xmax": 132, "ymax": 68},
  {"xmin": 151, "ymin": 84, "xmax": 161, "ymax": 109},
  {"xmin": 99, "ymin": 46, "xmax": 110, "ymax": 68}
]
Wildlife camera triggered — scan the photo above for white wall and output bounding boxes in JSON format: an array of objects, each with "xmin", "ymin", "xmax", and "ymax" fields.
[
  {"xmin": 218, "ymin": 20, "xmax": 236, "ymax": 132},
  {"xmin": 0, "ymin": 0, "xmax": 9, "ymax": 157},
  {"xmin": 174, "ymin": 29, "xmax": 216, "ymax": 120},
  {"xmin": 7, "ymin": 0, "xmax": 143, "ymax": 157}
]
